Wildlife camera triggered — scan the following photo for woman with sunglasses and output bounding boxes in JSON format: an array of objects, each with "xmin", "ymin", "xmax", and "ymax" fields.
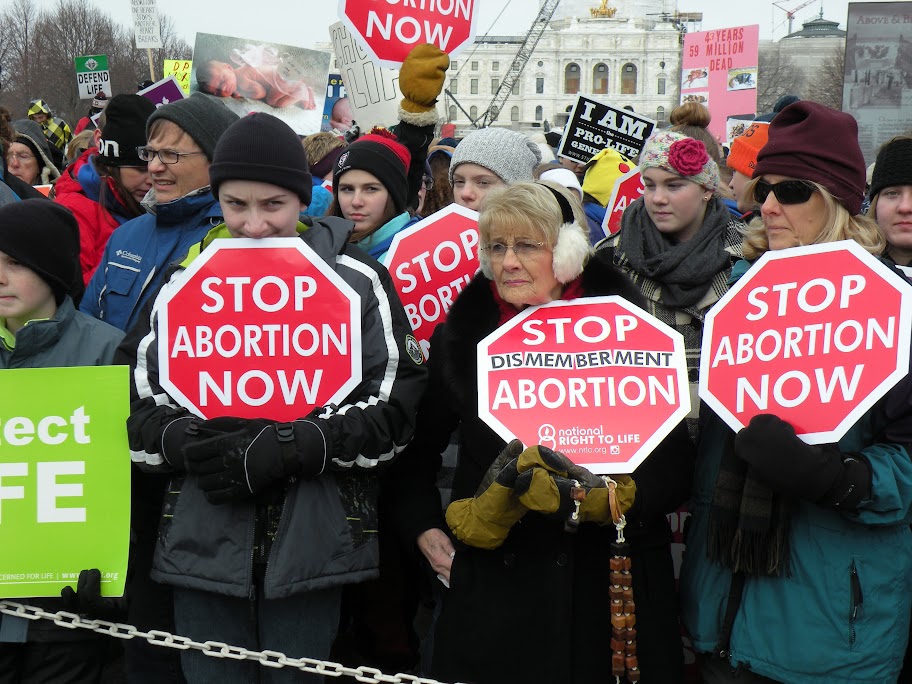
[
  {"xmin": 680, "ymin": 101, "xmax": 912, "ymax": 684},
  {"xmin": 867, "ymin": 135, "xmax": 912, "ymax": 274},
  {"xmin": 608, "ymin": 129, "xmax": 745, "ymax": 440}
]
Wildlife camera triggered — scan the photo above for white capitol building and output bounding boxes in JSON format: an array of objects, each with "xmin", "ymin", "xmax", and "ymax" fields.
[{"xmin": 441, "ymin": 0, "xmax": 693, "ymax": 134}]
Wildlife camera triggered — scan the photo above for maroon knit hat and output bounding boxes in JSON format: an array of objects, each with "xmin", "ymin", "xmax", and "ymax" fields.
[{"xmin": 753, "ymin": 101, "xmax": 866, "ymax": 215}]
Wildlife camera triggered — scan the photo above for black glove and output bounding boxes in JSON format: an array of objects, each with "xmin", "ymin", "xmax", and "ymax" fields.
[
  {"xmin": 135, "ymin": 406, "xmax": 200, "ymax": 471},
  {"xmin": 735, "ymin": 414, "xmax": 872, "ymax": 511},
  {"xmin": 60, "ymin": 569, "xmax": 126, "ymax": 621},
  {"xmin": 182, "ymin": 418, "xmax": 328, "ymax": 505}
]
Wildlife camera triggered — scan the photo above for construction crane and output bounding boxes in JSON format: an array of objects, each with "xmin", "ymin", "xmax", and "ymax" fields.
[
  {"xmin": 773, "ymin": 0, "xmax": 817, "ymax": 35},
  {"xmin": 446, "ymin": 0, "xmax": 562, "ymax": 129}
]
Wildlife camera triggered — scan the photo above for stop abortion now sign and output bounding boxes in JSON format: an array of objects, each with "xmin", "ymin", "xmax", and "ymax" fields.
[
  {"xmin": 478, "ymin": 297, "xmax": 690, "ymax": 474},
  {"xmin": 157, "ymin": 239, "xmax": 362, "ymax": 422},
  {"xmin": 700, "ymin": 241, "xmax": 912, "ymax": 443},
  {"xmin": 383, "ymin": 204, "xmax": 479, "ymax": 359},
  {"xmin": 339, "ymin": 0, "xmax": 478, "ymax": 69}
]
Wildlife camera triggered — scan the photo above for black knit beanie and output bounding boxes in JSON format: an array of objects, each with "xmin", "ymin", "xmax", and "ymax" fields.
[
  {"xmin": 0, "ymin": 200, "xmax": 81, "ymax": 304},
  {"xmin": 146, "ymin": 92, "xmax": 239, "ymax": 161},
  {"xmin": 870, "ymin": 137, "xmax": 912, "ymax": 200},
  {"xmin": 333, "ymin": 132, "xmax": 411, "ymax": 213},
  {"xmin": 97, "ymin": 95, "xmax": 157, "ymax": 167},
  {"xmin": 209, "ymin": 113, "xmax": 312, "ymax": 205}
]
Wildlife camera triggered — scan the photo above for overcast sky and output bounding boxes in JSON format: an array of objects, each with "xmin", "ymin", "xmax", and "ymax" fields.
[{"xmin": 3, "ymin": 0, "xmax": 856, "ymax": 52}]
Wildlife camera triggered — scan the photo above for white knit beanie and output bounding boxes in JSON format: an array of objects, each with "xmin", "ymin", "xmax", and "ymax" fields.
[{"xmin": 449, "ymin": 127, "xmax": 542, "ymax": 185}]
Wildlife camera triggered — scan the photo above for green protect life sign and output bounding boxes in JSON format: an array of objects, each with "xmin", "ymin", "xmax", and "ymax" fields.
[
  {"xmin": 74, "ymin": 54, "xmax": 112, "ymax": 100},
  {"xmin": 0, "ymin": 366, "xmax": 130, "ymax": 598}
]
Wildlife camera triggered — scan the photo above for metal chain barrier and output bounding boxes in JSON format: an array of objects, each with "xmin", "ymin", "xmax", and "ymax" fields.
[{"xmin": 0, "ymin": 600, "xmax": 452, "ymax": 684}]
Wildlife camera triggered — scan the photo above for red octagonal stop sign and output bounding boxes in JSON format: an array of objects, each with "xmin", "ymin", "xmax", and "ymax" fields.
[
  {"xmin": 158, "ymin": 238, "xmax": 362, "ymax": 422},
  {"xmin": 601, "ymin": 166, "xmax": 643, "ymax": 238},
  {"xmin": 383, "ymin": 204, "xmax": 479, "ymax": 359},
  {"xmin": 700, "ymin": 241, "xmax": 912, "ymax": 443},
  {"xmin": 478, "ymin": 297, "xmax": 690, "ymax": 474},
  {"xmin": 338, "ymin": 0, "xmax": 478, "ymax": 69}
]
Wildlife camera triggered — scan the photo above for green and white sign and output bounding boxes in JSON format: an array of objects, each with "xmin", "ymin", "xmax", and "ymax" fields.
[
  {"xmin": 74, "ymin": 54, "xmax": 112, "ymax": 100},
  {"xmin": 0, "ymin": 366, "xmax": 130, "ymax": 598}
]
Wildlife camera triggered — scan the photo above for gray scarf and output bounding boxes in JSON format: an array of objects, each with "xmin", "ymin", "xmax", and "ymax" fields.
[{"xmin": 618, "ymin": 197, "xmax": 733, "ymax": 308}]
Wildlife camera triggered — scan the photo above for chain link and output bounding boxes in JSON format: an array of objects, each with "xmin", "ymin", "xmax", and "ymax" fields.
[{"xmin": 0, "ymin": 601, "xmax": 453, "ymax": 684}]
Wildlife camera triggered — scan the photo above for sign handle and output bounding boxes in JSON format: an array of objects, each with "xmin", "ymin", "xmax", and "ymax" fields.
[{"xmin": 147, "ymin": 48, "xmax": 155, "ymax": 83}]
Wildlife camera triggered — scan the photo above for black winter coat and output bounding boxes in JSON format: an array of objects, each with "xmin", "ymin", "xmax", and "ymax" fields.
[{"xmin": 386, "ymin": 251, "xmax": 695, "ymax": 684}]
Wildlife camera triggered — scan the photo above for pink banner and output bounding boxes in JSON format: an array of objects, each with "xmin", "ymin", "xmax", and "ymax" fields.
[{"xmin": 681, "ymin": 25, "xmax": 759, "ymax": 143}]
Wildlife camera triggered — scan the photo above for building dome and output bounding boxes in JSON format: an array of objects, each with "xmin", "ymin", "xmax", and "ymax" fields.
[{"xmin": 783, "ymin": 11, "xmax": 846, "ymax": 39}]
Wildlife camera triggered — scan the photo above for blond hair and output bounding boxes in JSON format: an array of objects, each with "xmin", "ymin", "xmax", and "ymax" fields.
[
  {"xmin": 478, "ymin": 181, "xmax": 588, "ymax": 248},
  {"xmin": 302, "ymin": 131, "xmax": 346, "ymax": 167},
  {"xmin": 742, "ymin": 178, "xmax": 885, "ymax": 260}
]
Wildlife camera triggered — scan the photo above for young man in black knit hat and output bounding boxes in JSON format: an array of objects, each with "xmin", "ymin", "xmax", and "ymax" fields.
[{"xmin": 117, "ymin": 112, "xmax": 426, "ymax": 683}]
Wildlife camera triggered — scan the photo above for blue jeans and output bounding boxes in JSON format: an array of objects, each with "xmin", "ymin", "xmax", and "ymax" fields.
[{"xmin": 173, "ymin": 585, "xmax": 342, "ymax": 684}]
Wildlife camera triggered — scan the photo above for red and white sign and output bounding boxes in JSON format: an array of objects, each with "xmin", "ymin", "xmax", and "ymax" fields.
[
  {"xmin": 157, "ymin": 238, "xmax": 362, "ymax": 422},
  {"xmin": 700, "ymin": 241, "xmax": 912, "ymax": 443},
  {"xmin": 383, "ymin": 205, "xmax": 479, "ymax": 359},
  {"xmin": 338, "ymin": 0, "xmax": 478, "ymax": 69},
  {"xmin": 601, "ymin": 166, "xmax": 644, "ymax": 238},
  {"xmin": 478, "ymin": 297, "xmax": 690, "ymax": 474}
]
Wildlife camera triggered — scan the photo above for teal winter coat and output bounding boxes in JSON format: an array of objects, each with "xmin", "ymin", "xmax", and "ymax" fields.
[{"xmin": 680, "ymin": 262, "xmax": 912, "ymax": 684}]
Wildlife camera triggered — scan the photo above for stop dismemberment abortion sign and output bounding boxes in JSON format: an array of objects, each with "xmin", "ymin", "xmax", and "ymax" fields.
[
  {"xmin": 700, "ymin": 240, "xmax": 912, "ymax": 443},
  {"xmin": 0, "ymin": 366, "xmax": 130, "ymax": 598},
  {"xmin": 157, "ymin": 239, "xmax": 362, "ymax": 422},
  {"xmin": 478, "ymin": 297, "xmax": 690, "ymax": 474}
]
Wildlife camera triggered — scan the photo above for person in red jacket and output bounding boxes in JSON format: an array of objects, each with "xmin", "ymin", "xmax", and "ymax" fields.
[{"xmin": 55, "ymin": 94, "xmax": 156, "ymax": 284}]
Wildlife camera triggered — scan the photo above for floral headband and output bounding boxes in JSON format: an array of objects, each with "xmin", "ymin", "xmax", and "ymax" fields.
[{"xmin": 639, "ymin": 130, "xmax": 720, "ymax": 191}]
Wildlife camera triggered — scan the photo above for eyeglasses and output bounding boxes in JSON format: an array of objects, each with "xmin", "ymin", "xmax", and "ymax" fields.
[
  {"xmin": 481, "ymin": 240, "xmax": 546, "ymax": 260},
  {"xmin": 753, "ymin": 179, "xmax": 816, "ymax": 205},
  {"xmin": 421, "ymin": 175, "xmax": 434, "ymax": 190},
  {"xmin": 7, "ymin": 152, "xmax": 35, "ymax": 163},
  {"xmin": 136, "ymin": 147, "xmax": 204, "ymax": 165}
]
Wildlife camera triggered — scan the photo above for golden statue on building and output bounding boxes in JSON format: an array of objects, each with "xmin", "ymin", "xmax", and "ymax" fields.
[{"xmin": 590, "ymin": 0, "xmax": 617, "ymax": 17}]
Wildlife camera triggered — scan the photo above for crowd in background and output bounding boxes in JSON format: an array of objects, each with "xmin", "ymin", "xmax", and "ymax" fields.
[{"xmin": 1, "ymin": 41, "xmax": 912, "ymax": 684}]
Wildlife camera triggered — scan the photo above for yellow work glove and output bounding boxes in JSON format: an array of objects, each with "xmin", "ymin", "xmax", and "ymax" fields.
[
  {"xmin": 445, "ymin": 440, "xmax": 526, "ymax": 550},
  {"xmin": 398, "ymin": 44, "xmax": 449, "ymax": 126}
]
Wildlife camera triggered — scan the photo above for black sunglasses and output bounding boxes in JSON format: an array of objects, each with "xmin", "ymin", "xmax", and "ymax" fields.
[{"xmin": 753, "ymin": 179, "xmax": 816, "ymax": 205}]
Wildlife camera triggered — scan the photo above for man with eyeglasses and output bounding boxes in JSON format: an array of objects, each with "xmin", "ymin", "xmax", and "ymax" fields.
[
  {"xmin": 80, "ymin": 92, "xmax": 238, "ymax": 684},
  {"xmin": 81, "ymin": 93, "xmax": 238, "ymax": 333}
]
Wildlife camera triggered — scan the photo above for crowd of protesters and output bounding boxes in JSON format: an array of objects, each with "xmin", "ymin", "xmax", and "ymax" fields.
[{"xmin": 1, "ymin": 41, "xmax": 912, "ymax": 684}]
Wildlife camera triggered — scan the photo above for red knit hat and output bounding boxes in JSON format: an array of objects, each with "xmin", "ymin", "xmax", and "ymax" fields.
[
  {"xmin": 726, "ymin": 122, "xmax": 769, "ymax": 178},
  {"xmin": 753, "ymin": 101, "xmax": 866, "ymax": 215},
  {"xmin": 334, "ymin": 128, "xmax": 411, "ymax": 212}
]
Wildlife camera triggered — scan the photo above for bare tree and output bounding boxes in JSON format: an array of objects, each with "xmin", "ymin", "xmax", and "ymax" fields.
[
  {"xmin": 757, "ymin": 45, "xmax": 803, "ymax": 114},
  {"xmin": 804, "ymin": 45, "xmax": 846, "ymax": 110},
  {"xmin": 0, "ymin": 0, "xmax": 190, "ymax": 124}
]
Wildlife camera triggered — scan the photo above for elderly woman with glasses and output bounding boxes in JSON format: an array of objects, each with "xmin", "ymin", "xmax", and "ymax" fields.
[
  {"xmin": 385, "ymin": 180, "xmax": 695, "ymax": 684},
  {"xmin": 680, "ymin": 101, "xmax": 912, "ymax": 684}
]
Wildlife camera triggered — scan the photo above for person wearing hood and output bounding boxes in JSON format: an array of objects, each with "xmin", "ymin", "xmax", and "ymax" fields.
[
  {"xmin": 578, "ymin": 147, "xmax": 636, "ymax": 245},
  {"xmin": 117, "ymin": 112, "xmax": 426, "ymax": 683},
  {"xmin": 55, "ymin": 94, "xmax": 157, "ymax": 285},
  {"xmin": 27, "ymin": 98, "xmax": 72, "ymax": 170},
  {"xmin": 0, "ymin": 108, "xmax": 42, "ymax": 203},
  {"xmin": 9, "ymin": 119, "xmax": 60, "ymax": 186},
  {"xmin": 449, "ymin": 127, "xmax": 541, "ymax": 210},
  {"xmin": 80, "ymin": 92, "xmax": 238, "ymax": 333}
]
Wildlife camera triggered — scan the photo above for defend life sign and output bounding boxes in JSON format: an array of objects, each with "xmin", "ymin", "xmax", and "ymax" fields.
[
  {"xmin": 383, "ymin": 204, "xmax": 479, "ymax": 359},
  {"xmin": 157, "ymin": 239, "xmax": 362, "ymax": 422},
  {"xmin": 558, "ymin": 95, "xmax": 656, "ymax": 164},
  {"xmin": 338, "ymin": 0, "xmax": 478, "ymax": 69},
  {"xmin": 0, "ymin": 366, "xmax": 130, "ymax": 598},
  {"xmin": 700, "ymin": 241, "xmax": 912, "ymax": 443},
  {"xmin": 131, "ymin": 0, "xmax": 162, "ymax": 49},
  {"xmin": 74, "ymin": 55, "xmax": 112, "ymax": 100},
  {"xmin": 478, "ymin": 297, "xmax": 690, "ymax": 474}
]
